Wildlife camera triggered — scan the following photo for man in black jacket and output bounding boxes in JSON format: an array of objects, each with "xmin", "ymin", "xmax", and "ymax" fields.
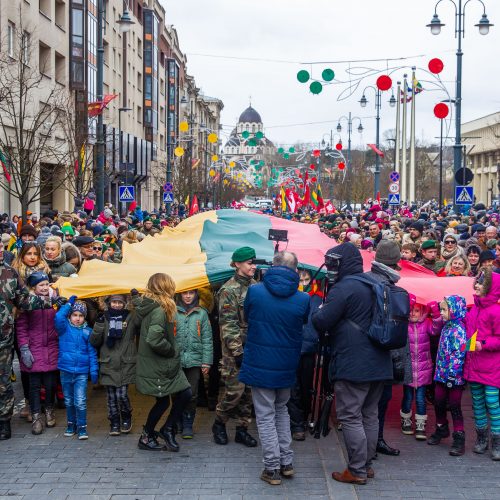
[{"xmin": 312, "ymin": 243, "xmax": 392, "ymax": 485}]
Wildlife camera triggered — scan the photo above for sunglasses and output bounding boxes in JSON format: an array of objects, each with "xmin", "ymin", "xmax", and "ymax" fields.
[
  {"xmin": 93, "ymin": 246, "xmax": 102, "ymax": 251},
  {"xmin": 444, "ymin": 240, "xmax": 457, "ymax": 245}
]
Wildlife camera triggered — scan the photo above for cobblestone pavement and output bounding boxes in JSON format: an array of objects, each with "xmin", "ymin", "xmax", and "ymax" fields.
[{"xmin": 2, "ymin": 368, "xmax": 500, "ymax": 500}]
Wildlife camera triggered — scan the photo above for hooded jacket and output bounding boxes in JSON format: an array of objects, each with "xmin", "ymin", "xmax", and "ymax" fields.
[
  {"xmin": 239, "ymin": 266, "xmax": 310, "ymax": 389},
  {"xmin": 44, "ymin": 251, "xmax": 77, "ymax": 279},
  {"xmin": 434, "ymin": 295, "xmax": 467, "ymax": 385},
  {"xmin": 464, "ymin": 269, "xmax": 500, "ymax": 388},
  {"xmin": 312, "ymin": 243, "xmax": 393, "ymax": 383}
]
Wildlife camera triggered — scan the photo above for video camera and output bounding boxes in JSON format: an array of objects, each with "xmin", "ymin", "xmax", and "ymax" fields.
[{"xmin": 324, "ymin": 249, "xmax": 342, "ymax": 286}]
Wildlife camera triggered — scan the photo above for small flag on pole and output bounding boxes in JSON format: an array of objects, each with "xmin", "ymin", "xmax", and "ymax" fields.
[
  {"xmin": 461, "ymin": 331, "xmax": 478, "ymax": 352},
  {"xmin": 0, "ymin": 149, "xmax": 12, "ymax": 183}
]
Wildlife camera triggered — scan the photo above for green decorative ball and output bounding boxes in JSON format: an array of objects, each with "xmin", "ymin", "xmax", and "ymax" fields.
[
  {"xmin": 242, "ymin": 130, "xmax": 250, "ymax": 139},
  {"xmin": 310, "ymin": 81, "xmax": 323, "ymax": 94},
  {"xmin": 289, "ymin": 147, "xmax": 295, "ymax": 153},
  {"xmin": 322, "ymin": 68, "xmax": 335, "ymax": 82},
  {"xmin": 278, "ymin": 147, "xmax": 284, "ymax": 154},
  {"xmin": 255, "ymin": 131, "xmax": 264, "ymax": 139},
  {"xmin": 248, "ymin": 139, "xmax": 257, "ymax": 147},
  {"xmin": 297, "ymin": 70, "xmax": 310, "ymax": 83},
  {"xmin": 283, "ymin": 153, "xmax": 290, "ymax": 159}
]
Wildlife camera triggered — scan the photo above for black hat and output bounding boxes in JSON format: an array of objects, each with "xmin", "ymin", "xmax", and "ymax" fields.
[
  {"xmin": 19, "ymin": 225, "xmax": 38, "ymax": 239},
  {"xmin": 375, "ymin": 240, "xmax": 402, "ymax": 270},
  {"xmin": 456, "ymin": 223, "xmax": 468, "ymax": 233},
  {"xmin": 73, "ymin": 236, "xmax": 94, "ymax": 247},
  {"xmin": 409, "ymin": 221, "xmax": 424, "ymax": 234},
  {"xmin": 479, "ymin": 250, "xmax": 495, "ymax": 265}
]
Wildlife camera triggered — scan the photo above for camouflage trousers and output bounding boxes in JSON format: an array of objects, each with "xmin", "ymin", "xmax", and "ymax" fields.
[
  {"xmin": 0, "ymin": 346, "xmax": 14, "ymax": 422},
  {"xmin": 216, "ymin": 364, "xmax": 252, "ymax": 428}
]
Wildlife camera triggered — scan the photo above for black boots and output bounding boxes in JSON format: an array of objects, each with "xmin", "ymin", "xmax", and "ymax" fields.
[
  {"xmin": 376, "ymin": 438, "xmax": 400, "ymax": 456},
  {"xmin": 138, "ymin": 427, "xmax": 163, "ymax": 451},
  {"xmin": 0, "ymin": 420, "xmax": 11, "ymax": 440},
  {"xmin": 235, "ymin": 426, "xmax": 257, "ymax": 447},
  {"xmin": 427, "ymin": 423, "xmax": 450, "ymax": 445},
  {"xmin": 159, "ymin": 425, "xmax": 179, "ymax": 452},
  {"xmin": 121, "ymin": 411, "xmax": 132, "ymax": 434},
  {"xmin": 212, "ymin": 420, "xmax": 228, "ymax": 445},
  {"xmin": 109, "ymin": 417, "xmax": 121, "ymax": 436},
  {"xmin": 449, "ymin": 431, "xmax": 465, "ymax": 456},
  {"xmin": 473, "ymin": 427, "xmax": 489, "ymax": 454},
  {"xmin": 181, "ymin": 411, "xmax": 195, "ymax": 439}
]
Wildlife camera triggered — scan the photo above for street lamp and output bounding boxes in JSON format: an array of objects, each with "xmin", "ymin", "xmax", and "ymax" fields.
[
  {"xmin": 180, "ymin": 95, "xmax": 195, "ymax": 204},
  {"xmin": 116, "ymin": 9, "xmax": 135, "ymax": 33},
  {"xmin": 427, "ymin": 0, "xmax": 493, "ymax": 203}
]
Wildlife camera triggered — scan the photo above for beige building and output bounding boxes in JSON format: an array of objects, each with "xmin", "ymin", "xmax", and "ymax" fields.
[{"xmin": 462, "ymin": 112, "xmax": 500, "ymax": 206}]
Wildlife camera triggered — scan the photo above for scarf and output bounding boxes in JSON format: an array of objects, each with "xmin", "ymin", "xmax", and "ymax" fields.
[
  {"xmin": 181, "ymin": 294, "xmax": 199, "ymax": 313},
  {"xmin": 106, "ymin": 308, "xmax": 129, "ymax": 348},
  {"xmin": 441, "ymin": 245, "xmax": 461, "ymax": 261}
]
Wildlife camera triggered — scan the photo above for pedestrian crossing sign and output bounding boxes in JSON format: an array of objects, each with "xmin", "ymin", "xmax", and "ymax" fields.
[
  {"xmin": 388, "ymin": 193, "xmax": 400, "ymax": 205},
  {"xmin": 454, "ymin": 186, "xmax": 473, "ymax": 205},
  {"xmin": 119, "ymin": 185, "xmax": 135, "ymax": 202},
  {"xmin": 163, "ymin": 192, "xmax": 174, "ymax": 203}
]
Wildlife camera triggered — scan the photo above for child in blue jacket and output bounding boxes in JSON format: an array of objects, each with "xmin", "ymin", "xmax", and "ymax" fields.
[{"xmin": 55, "ymin": 297, "xmax": 98, "ymax": 440}]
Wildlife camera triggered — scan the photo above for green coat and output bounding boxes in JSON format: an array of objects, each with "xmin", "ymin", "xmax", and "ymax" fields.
[
  {"xmin": 89, "ymin": 311, "xmax": 138, "ymax": 387},
  {"xmin": 174, "ymin": 305, "xmax": 213, "ymax": 369},
  {"xmin": 135, "ymin": 297, "xmax": 190, "ymax": 397}
]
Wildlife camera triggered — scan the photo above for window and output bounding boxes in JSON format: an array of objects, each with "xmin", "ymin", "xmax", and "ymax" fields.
[
  {"xmin": 71, "ymin": 9, "xmax": 84, "ymax": 57},
  {"xmin": 137, "ymin": 105, "xmax": 142, "ymax": 124},
  {"xmin": 55, "ymin": 0, "xmax": 65, "ymax": 28},
  {"xmin": 55, "ymin": 52, "xmax": 65, "ymax": 84},
  {"xmin": 39, "ymin": 42, "xmax": 51, "ymax": 76},
  {"xmin": 39, "ymin": 0, "xmax": 51, "ymax": 18},
  {"xmin": 7, "ymin": 22, "xmax": 15, "ymax": 58},
  {"xmin": 137, "ymin": 71, "xmax": 142, "ymax": 91},
  {"xmin": 137, "ymin": 38, "xmax": 142, "ymax": 57},
  {"xmin": 21, "ymin": 31, "xmax": 30, "ymax": 65}
]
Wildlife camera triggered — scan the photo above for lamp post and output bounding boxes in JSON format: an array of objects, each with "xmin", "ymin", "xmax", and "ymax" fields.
[
  {"xmin": 359, "ymin": 85, "xmax": 396, "ymax": 198},
  {"xmin": 118, "ymin": 107, "xmax": 131, "ymax": 214},
  {"xmin": 427, "ymin": 0, "xmax": 493, "ymax": 200},
  {"xmin": 337, "ymin": 114, "xmax": 363, "ymax": 210},
  {"xmin": 180, "ymin": 95, "xmax": 195, "ymax": 205}
]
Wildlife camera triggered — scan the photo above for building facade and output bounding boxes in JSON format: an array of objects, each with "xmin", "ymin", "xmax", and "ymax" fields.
[{"xmin": 462, "ymin": 112, "xmax": 500, "ymax": 206}]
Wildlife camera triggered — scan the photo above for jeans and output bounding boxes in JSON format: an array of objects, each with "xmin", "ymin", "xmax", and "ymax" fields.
[
  {"xmin": 60, "ymin": 371, "xmax": 88, "ymax": 428},
  {"xmin": 144, "ymin": 387, "xmax": 192, "ymax": 433},
  {"xmin": 401, "ymin": 385, "xmax": 427, "ymax": 415},
  {"xmin": 29, "ymin": 371, "xmax": 57, "ymax": 414}
]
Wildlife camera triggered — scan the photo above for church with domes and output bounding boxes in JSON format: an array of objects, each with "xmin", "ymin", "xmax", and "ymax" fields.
[{"xmin": 223, "ymin": 105, "xmax": 275, "ymax": 165}]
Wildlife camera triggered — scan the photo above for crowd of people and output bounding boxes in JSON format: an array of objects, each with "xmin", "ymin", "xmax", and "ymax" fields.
[{"xmin": 0, "ymin": 198, "xmax": 499, "ymax": 487}]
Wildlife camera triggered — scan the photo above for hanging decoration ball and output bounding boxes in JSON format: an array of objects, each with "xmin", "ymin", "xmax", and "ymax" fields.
[
  {"xmin": 309, "ymin": 81, "xmax": 323, "ymax": 95},
  {"xmin": 338, "ymin": 162, "xmax": 346, "ymax": 170},
  {"xmin": 174, "ymin": 147, "xmax": 185, "ymax": 157},
  {"xmin": 259, "ymin": 160, "xmax": 265, "ymax": 166},
  {"xmin": 242, "ymin": 131, "xmax": 250, "ymax": 139},
  {"xmin": 313, "ymin": 149, "xmax": 321, "ymax": 157},
  {"xmin": 278, "ymin": 147, "xmax": 284, "ymax": 154},
  {"xmin": 289, "ymin": 147, "xmax": 295, "ymax": 153},
  {"xmin": 248, "ymin": 138, "xmax": 257, "ymax": 147},
  {"xmin": 283, "ymin": 153, "xmax": 290, "ymax": 159},
  {"xmin": 335, "ymin": 142, "xmax": 343, "ymax": 151},
  {"xmin": 428, "ymin": 58, "xmax": 444, "ymax": 74},
  {"xmin": 207, "ymin": 133, "xmax": 218, "ymax": 144},
  {"xmin": 229, "ymin": 161, "xmax": 236, "ymax": 168},
  {"xmin": 434, "ymin": 102, "xmax": 449, "ymax": 119},
  {"xmin": 310, "ymin": 164, "xmax": 315, "ymax": 170},
  {"xmin": 255, "ymin": 131, "xmax": 264, "ymax": 139},
  {"xmin": 179, "ymin": 121, "xmax": 189, "ymax": 132},
  {"xmin": 225, "ymin": 167, "xmax": 230, "ymax": 174},
  {"xmin": 209, "ymin": 169, "xmax": 215, "ymax": 177},
  {"xmin": 211, "ymin": 154, "xmax": 219, "ymax": 162},
  {"xmin": 297, "ymin": 69, "xmax": 310, "ymax": 83},
  {"xmin": 311, "ymin": 176, "xmax": 317, "ymax": 182},
  {"xmin": 322, "ymin": 68, "xmax": 335, "ymax": 82},
  {"xmin": 376, "ymin": 75, "xmax": 392, "ymax": 91}
]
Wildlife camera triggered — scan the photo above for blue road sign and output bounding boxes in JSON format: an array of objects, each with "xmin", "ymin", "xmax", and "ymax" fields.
[
  {"xmin": 163, "ymin": 192, "xmax": 174, "ymax": 203},
  {"xmin": 389, "ymin": 171, "xmax": 400, "ymax": 183},
  {"xmin": 388, "ymin": 193, "xmax": 400, "ymax": 205},
  {"xmin": 455, "ymin": 185, "xmax": 473, "ymax": 205},
  {"xmin": 163, "ymin": 182, "xmax": 173, "ymax": 192},
  {"xmin": 119, "ymin": 185, "xmax": 135, "ymax": 202}
]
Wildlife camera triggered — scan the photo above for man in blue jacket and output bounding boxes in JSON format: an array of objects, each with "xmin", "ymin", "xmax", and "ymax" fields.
[
  {"xmin": 239, "ymin": 251, "xmax": 310, "ymax": 486},
  {"xmin": 312, "ymin": 243, "xmax": 392, "ymax": 485}
]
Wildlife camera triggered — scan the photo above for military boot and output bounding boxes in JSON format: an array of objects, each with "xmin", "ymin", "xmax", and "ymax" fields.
[
  {"xmin": 235, "ymin": 426, "xmax": 257, "ymax": 447},
  {"xmin": 212, "ymin": 419, "xmax": 228, "ymax": 445}
]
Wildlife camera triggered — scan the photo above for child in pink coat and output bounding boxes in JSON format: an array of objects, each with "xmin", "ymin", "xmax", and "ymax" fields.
[
  {"xmin": 464, "ymin": 267, "xmax": 500, "ymax": 460},
  {"xmin": 400, "ymin": 294, "xmax": 442, "ymax": 440}
]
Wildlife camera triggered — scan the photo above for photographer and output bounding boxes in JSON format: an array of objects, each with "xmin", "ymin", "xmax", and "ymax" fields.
[{"xmin": 312, "ymin": 242, "xmax": 392, "ymax": 485}]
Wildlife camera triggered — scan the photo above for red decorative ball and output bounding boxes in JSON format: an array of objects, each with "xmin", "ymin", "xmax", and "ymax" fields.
[
  {"xmin": 335, "ymin": 143, "xmax": 342, "ymax": 150},
  {"xmin": 311, "ymin": 176, "xmax": 317, "ymax": 182},
  {"xmin": 298, "ymin": 174, "xmax": 302, "ymax": 178},
  {"xmin": 313, "ymin": 149, "xmax": 321, "ymax": 158},
  {"xmin": 310, "ymin": 164, "xmax": 315, "ymax": 170},
  {"xmin": 428, "ymin": 58, "xmax": 444, "ymax": 74},
  {"xmin": 434, "ymin": 102, "xmax": 449, "ymax": 119},
  {"xmin": 376, "ymin": 75, "xmax": 392, "ymax": 91},
  {"xmin": 338, "ymin": 162, "xmax": 346, "ymax": 170}
]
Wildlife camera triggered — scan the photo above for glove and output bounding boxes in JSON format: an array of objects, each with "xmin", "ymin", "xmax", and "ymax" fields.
[
  {"xmin": 68, "ymin": 295, "xmax": 77, "ymax": 306},
  {"xmin": 130, "ymin": 288, "xmax": 139, "ymax": 297},
  {"xmin": 234, "ymin": 354, "xmax": 243, "ymax": 368},
  {"xmin": 95, "ymin": 312, "xmax": 105, "ymax": 324},
  {"xmin": 91, "ymin": 373, "xmax": 98, "ymax": 384},
  {"xmin": 53, "ymin": 297, "xmax": 68, "ymax": 309},
  {"xmin": 427, "ymin": 301, "xmax": 441, "ymax": 319},
  {"xmin": 20, "ymin": 345, "xmax": 34, "ymax": 369}
]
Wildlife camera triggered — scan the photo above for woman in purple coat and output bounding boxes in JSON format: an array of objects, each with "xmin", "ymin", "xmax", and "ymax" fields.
[
  {"xmin": 400, "ymin": 295, "xmax": 442, "ymax": 440},
  {"xmin": 464, "ymin": 267, "xmax": 500, "ymax": 460},
  {"xmin": 16, "ymin": 272, "xmax": 59, "ymax": 435}
]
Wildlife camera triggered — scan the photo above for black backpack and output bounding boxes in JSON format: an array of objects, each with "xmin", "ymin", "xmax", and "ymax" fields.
[{"xmin": 345, "ymin": 274, "xmax": 409, "ymax": 350}]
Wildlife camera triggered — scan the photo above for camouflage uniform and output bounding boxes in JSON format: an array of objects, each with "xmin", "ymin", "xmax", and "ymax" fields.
[
  {"xmin": 0, "ymin": 263, "xmax": 51, "ymax": 422},
  {"xmin": 215, "ymin": 272, "xmax": 255, "ymax": 428}
]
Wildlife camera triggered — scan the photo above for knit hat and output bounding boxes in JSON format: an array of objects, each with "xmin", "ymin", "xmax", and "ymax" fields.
[
  {"xmin": 61, "ymin": 223, "xmax": 75, "ymax": 236},
  {"xmin": 421, "ymin": 240, "xmax": 438, "ymax": 250},
  {"xmin": 71, "ymin": 300, "xmax": 87, "ymax": 317},
  {"xmin": 479, "ymin": 250, "xmax": 495, "ymax": 265},
  {"xmin": 26, "ymin": 271, "xmax": 49, "ymax": 288},
  {"xmin": 409, "ymin": 221, "xmax": 424, "ymax": 234},
  {"xmin": 486, "ymin": 239, "xmax": 497, "ymax": 250},
  {"xmin": 103, "ymin": 208, "xmax": 113, "ymax": 219},
  {"xmin": 375, "ymin": 240, "xmax": 402, "ymax": 270},
  {"xmin": 73, "ymin": 235, "xmax": 94, "ymax": 247},
  {"xmin": 19, "ymin": 224, "xmax": 38, "ymax": 239},
  {"xmin": 231, "ymin": 246, "xmax": 256, "ymax": 263},
  {"xmin": 109, "ymin": 294, "xmax": 126, "ymax": 305}
]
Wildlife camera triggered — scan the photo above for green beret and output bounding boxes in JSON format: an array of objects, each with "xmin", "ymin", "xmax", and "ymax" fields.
[
  {"xmin": 144, "ymin": 217, "xmax": 152, "ymax": 222},
  {"xmin": 231, "ymin": 246, "xmax": 256, "ymax": 263},
  {"xmin": 421, "ymin": 239, "xmax": 438, "ymax": 250}
]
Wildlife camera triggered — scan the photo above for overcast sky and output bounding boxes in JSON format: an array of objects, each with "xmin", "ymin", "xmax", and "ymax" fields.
[{"xmin": 161, "ymin": 0, "xmax": 500, "ymax": 151}]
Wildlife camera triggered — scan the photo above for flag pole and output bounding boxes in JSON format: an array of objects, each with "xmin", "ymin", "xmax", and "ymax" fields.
[
  {"xmin": 409, "ymin": 67, "xmax": 417, "ymax": 204},
  {"xmin": 401, "ymin": 75, "xmax": 408, "ymax": 203},
  {"xmin": 395, "ymin": 81, "xmax": 401, "ymax": 174}
]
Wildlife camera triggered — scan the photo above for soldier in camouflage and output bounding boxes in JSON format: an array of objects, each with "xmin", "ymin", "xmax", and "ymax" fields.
[
  {"xmin": 212, "ymin": 246, "xmax": 258, "ymax": 447},
  {"xmin": 0, "ymin": 240, "xmax": 53, "ymax": 440}
]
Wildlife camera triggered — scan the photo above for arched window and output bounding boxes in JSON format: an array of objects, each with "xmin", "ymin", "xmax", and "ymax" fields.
[
  {"xmin": 245, "ymin": 124, "xmax": 250, "ymax": 132},
  {"xmin": 252, "ymin": 124, "xmax": 256, "ymax": 133}
]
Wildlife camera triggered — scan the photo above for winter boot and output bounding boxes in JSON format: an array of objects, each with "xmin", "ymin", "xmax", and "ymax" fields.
[
  {"xmin": 64, "ymin": 422, "xmax": 76, "ymax": 437},
  {"xmin": 20, "ymin": 400, "xmax": 30, "ymax": 419},
  {"xmin": 109, "ymin": 416, "xmax": 121, "ymax": 436},
  {"xmin": 45, "ymin": 407, "xmax": 56, "ymax": 428},
  {"xmin": 212, "ymin": 419, "xmax": 228, "ymax": 445},
  {"xmin": 138, "ymin": 427, "xmax": 163, "ymax": 451},
  {"xmin": 400, "ymin": 410, "xmax": 413, "ymax": 435},
  {"xmin": 0, "ymin": 420, "xmax": 12, "ymax": 440},
  {"xmin": 491, "ymin": 433, "xmax": 500, "ymax": 461},
  {"xmin": 77, "ymin": 425, "xmax": 89, "ymax": 440},
  {"xmin": 159, "ymin": 424, "xmax": 179, "ymax": 452},
  {"xmin": 427, "ymin": 423, "xmax": 450, "ymax": 445},
  {"xmin": 235, "ymin": 426, "xmax": 258, "ymax": 447},
  {"xmin": 181, "ymin": 411, "xmax": 195, "ymax": 439},
  {"xmin": 260, "ymin": 469, "xmax": 281, "ymax": 485},
  {"xmin": 415, "ymin": 414, "xmax": 427, "ymax": 441},
  {"xmin": 31, "ymin": 413, "xmax": 44, "ymax": 435},
  {"xmin": 473, "ymin": 427, "xmax": 489, "ymax": 454},
  {"xmin": 449, "ymin": 431, "xmax": 465, "ymax": 456},
  {"xmin": 120, "ymin": 411, "xmax": 132, "ymax": 434}
]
